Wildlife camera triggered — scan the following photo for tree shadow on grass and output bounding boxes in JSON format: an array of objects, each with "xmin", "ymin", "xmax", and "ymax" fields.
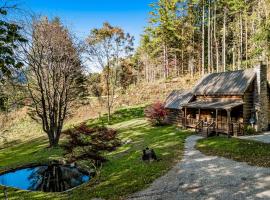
[
  {"xmin": 0, "ymin": 186, "xmax": 66, "ymax": 200},
  {"xmin": 0, "ymin": 106, "xmax": 191, "ymax": 200},
  {"xmin": 0, "ymin": 137, "xmax": 63, "ymax": 171},
  {"xmin": 69, "ymin": 119, "xmax": 192, "ymax": 199}
]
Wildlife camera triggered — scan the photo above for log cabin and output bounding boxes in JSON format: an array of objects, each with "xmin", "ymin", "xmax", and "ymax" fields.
[{"xmin": 165, "ymin": 63, "xmax": 270, "ymax": 137}]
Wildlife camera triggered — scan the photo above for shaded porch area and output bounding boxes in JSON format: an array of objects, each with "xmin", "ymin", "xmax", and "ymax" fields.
[{"xmin": 182, "ymin": 100, "xmax": 244, "ymax": 137}]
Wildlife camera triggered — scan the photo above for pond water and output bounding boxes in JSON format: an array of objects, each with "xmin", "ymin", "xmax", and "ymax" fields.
[{"xmin": 0, "ymin": 164, "xmax": 90, "ymax": 192}]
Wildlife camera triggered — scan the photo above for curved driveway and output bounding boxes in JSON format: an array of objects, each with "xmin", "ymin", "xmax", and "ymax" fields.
[{"xmin": 128, "ymin": 135, "xmax": 270, "ymax": 200}]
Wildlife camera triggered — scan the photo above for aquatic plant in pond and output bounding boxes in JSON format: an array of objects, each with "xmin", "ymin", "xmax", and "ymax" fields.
[{"xmin": 0, "ymin": 164, "xmax": 90, "ymax": 192}]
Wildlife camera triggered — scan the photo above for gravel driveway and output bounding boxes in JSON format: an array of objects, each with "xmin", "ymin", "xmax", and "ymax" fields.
[
  {"xmin": 239, "ymin": 132, "xmax": 270, "ymax": 144},
  {"xmin": 128, "ymin": 135, "xmax": 270, "ymax": 200}
]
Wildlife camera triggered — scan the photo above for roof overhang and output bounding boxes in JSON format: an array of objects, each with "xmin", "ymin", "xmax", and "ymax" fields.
[
  {"xmin": 183, "ymin": 100, "xmax": 244, "ymax": 110},
  {"xmin": 165, "ymin": 91, "xmax": 194, "ymax": 110}
]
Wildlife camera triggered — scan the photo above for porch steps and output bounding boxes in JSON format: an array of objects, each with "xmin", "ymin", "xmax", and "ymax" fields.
[{"xmin": 197, "ymin": 127, "xmax": 216, "ymax": 137}]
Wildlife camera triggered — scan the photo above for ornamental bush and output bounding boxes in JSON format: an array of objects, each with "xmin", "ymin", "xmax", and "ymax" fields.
[
  {"xmin": 63, "ymin": 123, "xmax": 121, "ymax": 165},
  {"xmin": 144, "ymin": 102, "xmax": 167, "ymax": 126},
  {"xmin": 244, "ymin": 125, "xmax": 256, "ymax": 135}
]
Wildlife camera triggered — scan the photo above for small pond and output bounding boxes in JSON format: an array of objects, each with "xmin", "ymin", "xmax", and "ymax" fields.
[{"xmin": 0, "ymin": 164, "xmax": 91, "ymax": 192}]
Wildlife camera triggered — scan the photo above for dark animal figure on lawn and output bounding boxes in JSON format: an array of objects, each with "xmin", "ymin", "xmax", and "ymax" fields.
[{"xmin": 142, "ymin": 147, "xmax": 158, "ymax": 161}]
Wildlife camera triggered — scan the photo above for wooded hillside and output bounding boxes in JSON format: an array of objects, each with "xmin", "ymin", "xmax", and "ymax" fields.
[{"xmin": 0, "ymin": 0, "xmax": 269, "ymax": 145}]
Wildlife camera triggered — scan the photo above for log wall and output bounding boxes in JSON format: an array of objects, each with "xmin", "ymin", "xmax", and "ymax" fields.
[
  {"xmin": 166, "ymin": 108, "xmax": 183, "ymax": 126},
  {"xmin": 243, "ymin": 80, "xmax": 254, "ymax": 126}
]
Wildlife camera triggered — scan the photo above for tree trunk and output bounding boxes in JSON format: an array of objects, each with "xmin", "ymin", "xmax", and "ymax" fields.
[
  {"xmin": 210, "ymin": 6, "xmax": 214, "ymax": 73},
  {"xmin": 106, "ymin": 67, "xmax": 111, "ymax": 123},
  {"xmin": 238, "ymin": 39, "xmax": 241, "ymax": 70},
  {"xmin": 208, "ymin": 0, "xmax": 211, "ymax": 73},
  {"xmin": 233, "ymin": 43, "xmax": 236, "ymax": 70},
  {"xmin": 202, "ymin": 0, "xmax": 205, "ymax": 75},
  {"xmin": 192, "ymin": 29, "xmax": 195, "ymax": 76},
  {"xmin": 240, "ymin": 12, "xmax": 243, "ymax": 69},
  {"xmin": 181, "ymin": 48, "xmax": 184, "ymax": 75},
  {"xmin": 163, "ymin": 43, "xmax": 168, "ymax": 78},
  {"xmin": 223, "ymin": 6, "xmax": 227, "ymax": 72},
  {"xmin": 47, "ymin": 129, "xmax": 60, "ymax": 147},
  {"xmin": 107, "ymin": 103, "xmax": 111, "ymax": 123},
  {"xmin": 174, "ymin": 52, "xmax": 178, "ymax": 76},
  {"xmin": 245, "ymin": 0, "xmax": 248, "ymax": 68},
  {"xmin": 166, "ymin": 45, "xmax": 169, "ymax": 77},
  {"xmin": 214, "ymin": 2, "xmax": 219, "ymax": 72},
  {"xmin": 181, "ymin": 27, "xmax": 184, "ymax": 75}
]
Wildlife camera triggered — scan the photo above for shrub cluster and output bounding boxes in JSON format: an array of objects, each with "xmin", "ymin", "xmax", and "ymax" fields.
[
  {"xmin": 244, "ymin": 125, "xmax": 256, "ymax": 135},
  {"xmin": 144, "ymin": 102, "xmax": 167, "ymax": 126}
]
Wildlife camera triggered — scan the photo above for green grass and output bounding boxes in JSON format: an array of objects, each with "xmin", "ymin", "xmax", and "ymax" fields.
[
  {"xmin": 196, "ymin": 136, "xmax": 270, "ymax": 167},
  {"xmin": 0, "ymin": 138, "xmax": 65, "ymax": 200},
  {"xmin": 0, "ymin": 106, "xmax": 192, "ymax": 200},
  {"xmin": 88, "ymin": 105, "xmax": 145, "ymax": 126},
  {"xmin": 0, "ymin": 137, "xmax": 64, "ymax": 172}
]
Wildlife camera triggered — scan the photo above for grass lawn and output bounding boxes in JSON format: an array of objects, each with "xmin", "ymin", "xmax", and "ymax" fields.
[
  {"xmin": 0, "ymin": 106, "xmax": 192, "ymax": 200},
  {"xmin": 196, "ymin": 136, "xmax": 270, "ymax": 167}
]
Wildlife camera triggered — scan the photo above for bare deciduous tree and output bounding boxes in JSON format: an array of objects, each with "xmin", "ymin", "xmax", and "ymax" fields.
[{"xmin": 19, "ymin": 17, "xmax": 84, "ymax": 147}]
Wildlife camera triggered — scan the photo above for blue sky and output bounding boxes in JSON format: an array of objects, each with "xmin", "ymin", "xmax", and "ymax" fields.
[{"xmin": 19, "ymin": 0, "xmax": 154, "ymax": 46}]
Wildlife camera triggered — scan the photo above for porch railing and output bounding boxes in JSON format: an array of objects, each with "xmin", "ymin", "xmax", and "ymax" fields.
[
  {"xmin": 185, "ymin": 118, "xmax": 198, "ymax": 128},
  {"xmin": 216, "ymin": 122, "xmax": 244, "ymax": 136},
  {"xmin": 206, "ymin": 121, "xmax": 216, "ymax": 137},
  {"xmin": 183, "ymin": 117, "xmax": 244, "ymax": 136},
  {"xmin": 231, "ymin": 122, "xmax": 244, "ymax": 136},
  {"xmin": 195, "ymin": 120, "xmax": 203, "ymax": 133}
]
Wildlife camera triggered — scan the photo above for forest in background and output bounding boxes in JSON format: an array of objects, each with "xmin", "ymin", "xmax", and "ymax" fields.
[
  {"xmin": 89, "ymin": 0, "xmax": 270, "ymax": 97},
  {"xmin": 135, "ymin": 0, "xmax": 270, "ymax": 81}
]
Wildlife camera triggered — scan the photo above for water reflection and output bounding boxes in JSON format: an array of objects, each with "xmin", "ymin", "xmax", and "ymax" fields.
[{"xmin": 0, "ymin": 164, "xmax": 90, "ymax": 192}]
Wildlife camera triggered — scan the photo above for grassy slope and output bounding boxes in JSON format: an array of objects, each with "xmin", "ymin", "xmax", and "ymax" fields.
[
  {"xmin": 0, "ymin": 107, "xmax": 192, "ymax": 200},
  {"xmin": 1, "ymin": 74, "xmax": 199, "ymax": 146},
  {"xmin": 196, "ymin": 136, "xmax": 270, "ymax": 167}
]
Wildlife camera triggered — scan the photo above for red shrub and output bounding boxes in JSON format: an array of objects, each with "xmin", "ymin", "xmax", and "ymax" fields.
[
  {"xmin": 144, "ymin": 102, "xmax": 168, "ymax": 126},
  {"xmin": 62, "ymin": 123, "xmax": 121, "ymax": 165}
]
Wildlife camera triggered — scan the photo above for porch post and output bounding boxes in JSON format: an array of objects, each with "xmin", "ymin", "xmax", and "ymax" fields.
[
  {"xmin": 215, "ymin": 109, "xmax": 218, "ymax": 134},
  {"xmin": 198, "ymin": 109, "xmax": 201, "ymax": 121},
  {"xmin": 227, "ymin": 109, "xmax": 231, "ymax": 138},
  {"xmin": 184, "ymin": 107, "xmax": 187, "ymax": 128}
]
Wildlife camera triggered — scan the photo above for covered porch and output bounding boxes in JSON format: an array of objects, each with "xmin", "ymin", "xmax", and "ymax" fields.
[{"xmin": 182, "ymin": 100, "xmax": 244, "ymax": 137}]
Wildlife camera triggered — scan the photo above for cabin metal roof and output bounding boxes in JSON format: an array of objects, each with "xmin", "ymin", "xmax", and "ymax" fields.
[
  {"xmin": 165, "ymin": 90, "xmax": 193, "ymax": 109},
  {"xmin": 183, "ymin": 100, "xmax": 244, "ymax": 110},
  {"xmin": 192, "ymin": 68, "xmax": 256, "ymax": 96}
]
